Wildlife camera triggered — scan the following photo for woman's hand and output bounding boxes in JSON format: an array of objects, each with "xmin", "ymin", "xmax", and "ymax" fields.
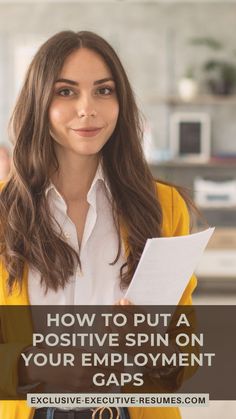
[{"xmin": 114, "ymin": 298, "xmax": 133, "ymax": 306}]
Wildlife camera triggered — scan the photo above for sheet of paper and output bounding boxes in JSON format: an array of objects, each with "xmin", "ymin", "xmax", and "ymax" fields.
[{"xmin": 124, "ymin": 227, "xmax": 215, "ymax": 305}]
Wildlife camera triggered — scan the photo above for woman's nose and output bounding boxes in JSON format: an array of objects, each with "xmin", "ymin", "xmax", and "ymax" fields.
[{"xmin": 76, "ymin": 94, "xmax": 97, "ymax": 118}]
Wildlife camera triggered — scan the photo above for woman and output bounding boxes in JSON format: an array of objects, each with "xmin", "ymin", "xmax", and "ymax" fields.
[{"xmin": 0, "ymin": 30, "xmax": 197, "ymax": 419}]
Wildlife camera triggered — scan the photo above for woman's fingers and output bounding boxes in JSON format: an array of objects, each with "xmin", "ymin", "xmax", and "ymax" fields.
[{"xmin": 114, "ymin": 298, "xmax": 133, "ymax": 306}]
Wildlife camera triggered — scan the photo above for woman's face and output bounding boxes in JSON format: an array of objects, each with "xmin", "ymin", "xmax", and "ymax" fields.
[{"xmin": 49, "ymin": 47, "xmax": 119, "ymax": 159}]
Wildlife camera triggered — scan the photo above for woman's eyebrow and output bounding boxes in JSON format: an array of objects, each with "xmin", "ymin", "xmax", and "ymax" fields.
[
  {"xmin": 55, "ymin": 77, "xmax": 114, "ymax": 85},
  {"xmin": 55, "ymin": 78, "xmax": 78, "ymax": 86},
  {"xmin": 94, "ymin": 77, "xmax": 114, "ymax": 85}
]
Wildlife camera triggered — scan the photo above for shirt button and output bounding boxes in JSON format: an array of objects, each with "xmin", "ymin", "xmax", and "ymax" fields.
[{"xmin": 64, "ymin": 232, "xmax": 70, "ymax": 240}]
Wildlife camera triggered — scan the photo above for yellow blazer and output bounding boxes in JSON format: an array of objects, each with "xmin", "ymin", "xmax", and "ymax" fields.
[{"xmin": 0, "ymin": 182, "xmax": 197, "ymax": 419}]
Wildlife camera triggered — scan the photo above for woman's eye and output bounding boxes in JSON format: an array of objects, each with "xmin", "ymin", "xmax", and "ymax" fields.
[
  {"xmin": 97, "ymin": 86, "xmax": 114, "ymax": 96},
  {"xmin": 57, "ymin": 88, "xmax": 74, "ymax": 97}
]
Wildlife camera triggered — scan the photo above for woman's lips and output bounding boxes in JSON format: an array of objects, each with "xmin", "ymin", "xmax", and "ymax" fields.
[{"xmin": 72, "ymin": 128, "xmax": 102, "ymax": 138}]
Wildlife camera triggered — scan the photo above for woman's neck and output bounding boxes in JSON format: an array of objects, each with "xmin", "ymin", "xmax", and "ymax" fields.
[{"xmin": 51, "ymin": 151, "xmax": 99, "ymax": 203}]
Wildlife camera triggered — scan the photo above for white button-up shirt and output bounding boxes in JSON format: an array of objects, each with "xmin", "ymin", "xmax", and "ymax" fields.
[{"xmin": 28, "ymin": 165, "xmax": 126, "ymax": 305}]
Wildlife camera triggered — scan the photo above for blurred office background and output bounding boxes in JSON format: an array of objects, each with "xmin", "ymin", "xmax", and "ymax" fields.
[{"xmin": 0, "ymin": 1, "xmax": 235, "ymax": 416}]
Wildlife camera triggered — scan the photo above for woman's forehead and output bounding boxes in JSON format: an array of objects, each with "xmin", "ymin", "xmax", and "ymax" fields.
[{"xmin": 58, "ymin": 48, "xmax": 113, "ymax": 82}]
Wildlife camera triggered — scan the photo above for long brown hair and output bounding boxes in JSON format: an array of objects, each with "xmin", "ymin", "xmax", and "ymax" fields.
[{"xmin": 0, "ymin": 30, "xmax": 166, "ymax": 293}]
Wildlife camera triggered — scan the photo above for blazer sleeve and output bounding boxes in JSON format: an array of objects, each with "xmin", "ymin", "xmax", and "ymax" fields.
[
  {"xmin": 168, "ymin": 187, "xmax": 199, "ymax": 385},
  {"xmin": 0, "ymin": 263, "xmax": 33, "ymax": 398},
  {"xmin": 171, "ymin": 187, "xmax": 197, "ymax": 305}
]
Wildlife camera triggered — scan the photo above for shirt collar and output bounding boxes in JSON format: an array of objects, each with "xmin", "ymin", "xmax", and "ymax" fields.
[{"xmin": 45, "ymin": 162, "xmax": 111, "ymax": 203}]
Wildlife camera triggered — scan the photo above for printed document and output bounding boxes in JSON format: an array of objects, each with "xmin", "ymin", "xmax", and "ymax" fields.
[{"xmin": 124, "ymin": 228, "xmax": 215, "ymax": 305}]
